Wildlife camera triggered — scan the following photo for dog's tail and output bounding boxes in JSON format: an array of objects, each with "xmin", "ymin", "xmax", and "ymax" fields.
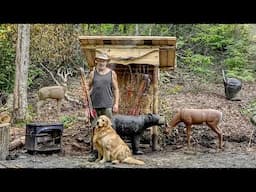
[{"xmin": 122, "ymin": 157, "xmax": 145, "ymax": 165}]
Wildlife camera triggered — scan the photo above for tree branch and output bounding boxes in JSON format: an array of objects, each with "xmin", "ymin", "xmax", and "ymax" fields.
[
  {"xmin": 64, "ymin": 92, "xmax": 83, "ymax": 105},
  {"xmin": 39, "ymin": 63, "xmax": 61, "ymax": 86}
]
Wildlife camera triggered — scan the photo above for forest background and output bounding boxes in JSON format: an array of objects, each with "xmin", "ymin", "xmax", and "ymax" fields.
[{"xmin": 0, "ymin": 24, "xmax": 255, "ymax": 124}]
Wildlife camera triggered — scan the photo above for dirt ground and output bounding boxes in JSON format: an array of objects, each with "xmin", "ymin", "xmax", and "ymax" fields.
[{"xmin": 1, "ymin": 68, "xmax": 256, "ymax": 168}]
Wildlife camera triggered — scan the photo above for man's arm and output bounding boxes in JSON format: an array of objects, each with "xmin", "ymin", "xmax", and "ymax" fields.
[{"xmin": 112, "ymin": 70, "xmax": 119, "ymax": 112}]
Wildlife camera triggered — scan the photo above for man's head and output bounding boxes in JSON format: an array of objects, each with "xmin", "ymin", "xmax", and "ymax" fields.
[
  {"xmin": 95, "ymin": 53, "xmax": 110, "ymax": 61},
  {"xmin": 95, "ymin": 53, "xmax": 110, "ymax": 70}
]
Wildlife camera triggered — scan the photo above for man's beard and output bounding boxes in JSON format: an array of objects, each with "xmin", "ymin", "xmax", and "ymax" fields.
[{"xmin": 97, "ymin": 63, "xmax": 106, "ymax": 70}]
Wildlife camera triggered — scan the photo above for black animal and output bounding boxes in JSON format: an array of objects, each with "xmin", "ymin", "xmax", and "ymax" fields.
[{"xmin": 111, "ymin": 113, "xmax": 166, "ymax": 155}]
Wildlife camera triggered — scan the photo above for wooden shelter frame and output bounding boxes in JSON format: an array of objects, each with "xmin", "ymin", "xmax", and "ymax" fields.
[{"xmin": 79, "ymin": 36, "xmax": 176, "ymax": 151}]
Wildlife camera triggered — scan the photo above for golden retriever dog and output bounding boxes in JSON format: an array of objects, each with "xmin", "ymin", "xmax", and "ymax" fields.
[{"xmin": 93, "ymin": 115, "xmax": 145, "ymax": 165}]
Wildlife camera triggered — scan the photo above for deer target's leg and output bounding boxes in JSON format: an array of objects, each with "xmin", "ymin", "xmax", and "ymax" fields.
[
  {"xmin": 186, "ymin": 125, "xmax": 192, "ymax": 149},
  {"xmin": 218, "ymin": 129, "xmax": 223, "ymax": 149},
  {"xmin": 207, "ymin": 123, "xmax": 223, "ymax": 149},
  {"xmin": 37, "ymin": 100, "xmax": 44, "ymax": 115},
  {"xmin": 57, "ymin": 99, "xmax": 62, "ymax": 115}
]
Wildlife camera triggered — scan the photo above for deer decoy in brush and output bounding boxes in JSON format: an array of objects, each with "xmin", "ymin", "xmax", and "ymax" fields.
[{"xmin": 37, "ymin": 67, "xmax": 73, "ymax": 116}]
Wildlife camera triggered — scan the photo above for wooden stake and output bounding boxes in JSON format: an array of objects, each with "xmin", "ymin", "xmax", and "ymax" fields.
[
  {"xmin": 152, "ymin": 66, "xmax": 159, "ymax": 151},
  {"xmin": 0, "ymin": 123, "xmax": 10, "ymax": 160}
]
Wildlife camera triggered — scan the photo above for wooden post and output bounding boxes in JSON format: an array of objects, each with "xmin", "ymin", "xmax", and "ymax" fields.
[
  {"xmin": 0, "ymin": 123, "xmax": 10, "ymax": 160},
  {"xmin": 152, "ymin": 66, "xmax": 159, "ymax": 151}
]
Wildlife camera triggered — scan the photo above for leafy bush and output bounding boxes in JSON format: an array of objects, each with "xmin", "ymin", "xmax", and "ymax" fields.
[
  {"xmin": 179, "ymin": 24, "xmax": 252, "ymax": 82},
  {"xmin": 60, "ymin": 115, "xmax": 77, "ymax": 128},
  {"xmin": 226, "ymin": 68, "xmax": 255, "ymax": 82},
  {"xmin": 0, "ymin": 25, "xmax": 16, "ymax": 93}
]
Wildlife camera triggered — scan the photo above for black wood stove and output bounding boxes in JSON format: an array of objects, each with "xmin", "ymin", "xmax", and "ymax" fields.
[{"xmin": 25, "ymin": 123, "xmax": 64, "ymax": 153}]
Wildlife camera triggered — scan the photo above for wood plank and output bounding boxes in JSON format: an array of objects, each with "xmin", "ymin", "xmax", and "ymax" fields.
[
  {"xmin": 79, "ymin": 36, "xmax": 176, "ymax": 46},
  {"xmin": 159, "ymin": 46, "xmax": 176, "ymax": 68},
  {"xmin": 96, "ymin": 39, "xmax": 103, "ymax": 45},
  {"xmin": 159, "ymin": 48, "xmax": 168, "ymax": 67},
  {"xmin": 0, "ymin": 123, "xmax": 10, "ymax": 160},
  {"xmin": 168, "ymin": 47, "xmax": 176, "ymax": 68},
  {"xmin": 79, "ymin": 35, "xmax": 176, "ymax": 41},
  {"xmin": 79, "ymin": 36, "xmax": 177, "ymax": 70},
  {"xmin": 0, "ymin": 123, "xmax": 10, "ymax": 128},
  {"xmin": 111, "ymin": 39, "xmax": 145, "ymax": 45},
  {"xmin": 97, "ymin": 48, "xmax": 159, "ymax": 66},
  {"xmin": 81, "ymin": 45, "xmax": 160, "ymax": 49},
  {"xmin": 81, "ymin": 46, "xmax": 176, "ymax": 68}
]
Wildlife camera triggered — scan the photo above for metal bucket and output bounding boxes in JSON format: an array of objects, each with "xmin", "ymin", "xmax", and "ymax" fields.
[{"xmin": 222, "ymin": 70, "xmax": 242, "ymax": 100}]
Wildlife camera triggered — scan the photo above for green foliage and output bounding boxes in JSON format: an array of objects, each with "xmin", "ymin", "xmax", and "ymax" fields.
[
  {"xmin": 166, "ymin": 85, "xmax": 183, "ymax": 95},
  {"xmin": 28, "ymin": 66, "xmax": 44, "ymax": 87},
  {"xmin": 240, "ymin": 99, "xmax": 256, "ymax": 116},
  {"xmin": 184, "ymin": 52, "xmax": 214, "ymax": 78},
  {"xmin": 226, "ymin": 68, "xmax": 255, "ymax": 82},
  {"xmin": 191, "ymin": 24, "xmax": 235, "ymax": 50},
  {"xmin": 224, "ymin": 56, "xmax": 245, "ymax": 69},
  {"xmin": 13, "ymin": 121, "xmax": 26, "ymax": 128},
  {"xmin": 11, "ymin": 105, "xmax": 36, "ymax": 126},
  {"xmin": 29, "ymin": 24, "xmax": 85, "ymax": 88},
  {"xmin": 0, "ymin": 24, "xmax": 16, "ymax": 93},
  {"xmin": 60, "ymin": 115, "xmax": 77, "ymax": 128},
  {"xmin": 185, "ymin": 53, "xmax": 213, "ymax": 67},
  {"xmin": 82, "ymin": 24, "xmax": 140, "ymax": 36},
  {"xmin": 0, "ymin": 24, "xmax": 254, "ymax": 92},
  {"xmin": 26, "ymin": 104, "xmax": 37, "ymax": 122},
  {"xmin": 177, "ymin": 24, "xmax": 252, "ymax": 82}
]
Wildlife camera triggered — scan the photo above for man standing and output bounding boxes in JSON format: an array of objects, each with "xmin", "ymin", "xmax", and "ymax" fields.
[{"xmin": 87, "ymin": 53, "xmax": 119, "ymax": 162}]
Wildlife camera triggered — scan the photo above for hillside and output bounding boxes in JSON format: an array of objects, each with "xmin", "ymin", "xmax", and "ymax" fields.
[{"xmin": 2, "ymin": 67, "xmax": 256, "ymax": 168}]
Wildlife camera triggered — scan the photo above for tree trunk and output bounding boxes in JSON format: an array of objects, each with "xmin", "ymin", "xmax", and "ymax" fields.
[
  {"xmin": 135, "ymin": 24, "xmax": 140, "ymax": 36},
  {"xmin": 149, "ymin": 24, "xmax": 153, "ymax": 36},
  {"xmin": 112, "ymin": 24, "xmax": 119, "ymax": 34},
  {"xmin": 13, "ymin": 24, "xmax": 30, "ymax": 123}
]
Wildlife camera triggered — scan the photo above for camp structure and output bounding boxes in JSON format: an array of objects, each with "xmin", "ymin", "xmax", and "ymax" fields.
[{"xmin": 79, "ymin": 36, "xmax": 177, "ymax": 151}]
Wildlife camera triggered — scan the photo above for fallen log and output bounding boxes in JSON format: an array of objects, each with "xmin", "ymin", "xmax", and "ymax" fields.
[
  {"xmin": 9, "ymin": 136, "xmax": 25, "ymax": 151},
  {"xmin": 10, "ymin": 127, "xmax": 25, "ymax": 139},
  {"xmin": 71, "ymin": 142, "xmax": 87, "ymax": 150},
  {"xmin": 0, "ymin": 113, "xmax": 11, "ymax": 124}
]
